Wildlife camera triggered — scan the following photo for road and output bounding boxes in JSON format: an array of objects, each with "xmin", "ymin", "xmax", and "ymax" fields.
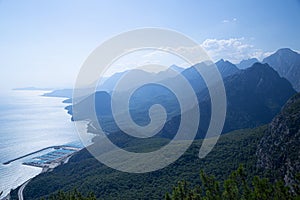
[{"xmin": 18, "ymin": 179, "xmax": 31, "ymax": 200}]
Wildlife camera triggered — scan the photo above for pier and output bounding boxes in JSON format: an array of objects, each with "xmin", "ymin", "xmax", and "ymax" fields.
[{"xmin": 2, "ymin": 145, "xmax": 78, "ymax": 165}]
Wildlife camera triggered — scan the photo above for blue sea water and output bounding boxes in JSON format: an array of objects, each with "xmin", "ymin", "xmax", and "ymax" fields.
[{"xmin": 0, "ymin": 90, "xmax": 88, "ymax": 198}]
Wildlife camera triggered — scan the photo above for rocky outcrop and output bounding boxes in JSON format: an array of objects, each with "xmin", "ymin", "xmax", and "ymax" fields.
[{"xmin": 257, "ymin": 93, "xmax": 300, "ymax": 189}]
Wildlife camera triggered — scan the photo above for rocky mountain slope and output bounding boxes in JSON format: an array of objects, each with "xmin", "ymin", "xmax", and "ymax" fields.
[{"xmin": 257, "ymin": 93, "xmax": 300, "ymax": 190}]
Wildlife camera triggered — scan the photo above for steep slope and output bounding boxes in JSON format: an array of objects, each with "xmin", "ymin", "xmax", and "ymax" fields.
[
  {"xmin": 257, "ymin": 93, "xmax": 300, "ymax": 189},
  {"xmin": 97, "ymin": 71, "xmax": 127, "ymax": 92},
  {"xmin": 97, "ymin": 66, "xmax": 184, "ymax": 92},
  {"xmin": 97, "ymin": 61, "xmax": 237, "ymax": 94},
  {"xmin": 215, "ymin": 59, "xmax": 239, "ymax": 77},
  {"xmin": 22, "ymin": 127, "xmax": 267, "ymax": 200},
  {"xmin": 263, "ymin": 48, "xmax": 300, "ymax": 91},
  {"xmin": 68, "ymin": 63, "xmax": 296, "ymax": 139},
  {"xmin": 179, "ymin": 60, "xmax": 239, "ymax": 94},
  {"xmin": 21, "ymin": 74, "xmax": 300, "ymax": 200},
  {"xmin": 199, "ymin": 62, "xmax": 296, "ymax": 134}
]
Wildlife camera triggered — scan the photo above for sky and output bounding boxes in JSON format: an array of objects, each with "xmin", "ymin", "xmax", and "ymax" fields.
[{"xmin": 0, "ymin": 0, "xmax": 300, "ymax": 90}]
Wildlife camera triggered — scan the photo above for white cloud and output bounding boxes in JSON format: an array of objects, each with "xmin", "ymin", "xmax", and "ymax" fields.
[
  {"xmin": 222, "ymin": 18, "xmax": 237, "ymax": 23},
  {"xmin": 201, "ymin": 38, "xmax": 271, "ymax": 63},
  {"xmin": 102, "ymin": 37, "xmax": 275, "ymax": 77}
]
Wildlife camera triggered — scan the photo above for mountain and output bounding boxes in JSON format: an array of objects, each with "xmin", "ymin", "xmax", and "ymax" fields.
[
  {"xmin": 96, "ymin": 62, "xmax": 236, "ymax": 93},
  {"xmin": 263, "ymin": 48, "xmax": 300, "ymax": 91},
  {"xmin": 236, "ymin": 58, "xmax": 259, "ymax": 69},
  {"xmin": 18, "ymin": 68, "xmax": 300, "ymax": 200},
  {"xmin": 20, "ymin": 126, "xmax": 268, "ymax": 200},
  {"xmin": 219, "ymin": 62, "xmax": 296, "ymax": 133},
  {"xmin": 169, "ymin": 64, "xmax": 185, "ymax": 73},
  {"xmin": 215, "ymin": 59, "xmax": 239, "ymax": 77},
  {"xmin": 170, "ymin": 60, "xmax": 239, "ymax": 99},
  {"xmin": 68, "ymin": 60, "xmax": 239, "ymax": 128},
  {"xmin": 97, "ymin": 66, "xmax": 185, "ymax": 92},
  {"xmin": 66, "ymin": 91, "xmax": 112, "ymax": 120},
  {"xmin": 43, "ymin": 89, "xmax": 73, "ymax": 98},
  {"xmin": 257, "ymin": 93, "xmax": 300, "ymax": 189},
  {"xmin": 68, "ymin": 62, "xmax": 295, "ymax": 140},
  {"xmin": 97, "ymin": 71, "xmax": 127, "ymax": 92},
  {"xmin": 194, "ymin": 62, "xmax": 296, "ymax": 135},
  {"xmin": 21, "ymin": 91, "xmax": 300, "ymax": 199}
]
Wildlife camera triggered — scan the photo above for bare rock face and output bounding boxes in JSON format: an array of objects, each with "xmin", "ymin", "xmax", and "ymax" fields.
[{"xmin": 257, "ymin": 93, "xmax": 300, "ymax": 189}]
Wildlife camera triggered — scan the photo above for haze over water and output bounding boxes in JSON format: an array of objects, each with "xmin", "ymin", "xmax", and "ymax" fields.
[{"xmin": 0, "ymin": 90, "xmax": 84, "ymax": 197}]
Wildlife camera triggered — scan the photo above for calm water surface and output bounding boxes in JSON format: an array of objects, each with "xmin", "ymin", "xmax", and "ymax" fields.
[{"xmin": 0, "ymin": 90, "xmax": 88, "ymax": 198}]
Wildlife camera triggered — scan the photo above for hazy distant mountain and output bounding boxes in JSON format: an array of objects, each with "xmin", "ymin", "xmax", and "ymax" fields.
[
  {"xmin": 97, "ymin": 71, "xmax": 127, "ymax": 92},
  {"xmin": 23, "ymin": 92, "xmax": 300, "ymax": 200},
  {"xmin": 69, "ymin": 62, "xmax": 296, "ymax": 138},
  {"xmin": 263, "ymin": 48, "xmax": 300, "ymax": 91},
  {"xmin": 97, "ymin": 67, "xmax": 183, "ymax": 92},
  {"xmin": 176, "ymin": 60, "xmax": 239, "ymax": 96},
  {"xmin": 215, "ymin": 59, "xmax": 239, "ymax": 77},
  {"xmin": 169, "ymin": 64, "xmax": 185, "ymax": 72},
  {"xmin": 236, "ymin": 58, "xmax": 259, "ymax": 69},
  {"xmin": 21, "ymin": 49, "xmax": 300, "ymax": 200},
  {"xmin": 43, "ymin": 89, "xmax": 72, "ymax": 98},
  {"xmin": 97, "ymin": 62, "xmax": 235, "ymax": 93},
  {"xmin": 23, "ymin": 57, "xmax": 299, "ymax": 200}
]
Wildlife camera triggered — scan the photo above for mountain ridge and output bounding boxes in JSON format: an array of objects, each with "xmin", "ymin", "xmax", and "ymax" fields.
[
  {"xmin": 16, "ymin": 48, "xmax": 300, "ymax": 199},
  {"xmin": 236, "ymin": 58, "xmax": 259, "ymax": 69},
  {"xmin": 21, "ymin": 91, "xmax": 300, "ymax": 199},
  {"xmin": 263, "ymin": 48, "xmax": 300, "ymax": 91}
]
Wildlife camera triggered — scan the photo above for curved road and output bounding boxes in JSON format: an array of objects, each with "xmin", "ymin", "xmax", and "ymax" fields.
[{"xmin": 18, "ymin": 179, "xmax": 31, "ymax": 200}]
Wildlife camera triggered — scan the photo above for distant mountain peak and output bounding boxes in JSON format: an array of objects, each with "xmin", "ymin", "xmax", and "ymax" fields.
[
  {"xmin": 215, "ymin": 59, "xmax": 239, "ymax": 78},
  {"xmin": 275, "ymin": 48, "xmax": 298, "ymax": 55},
  {"xmin": 216, "ymin": 58, "xmax": 231, "ymax": 64},
  {"xmin": 263, "ymin": 48, "xmax": 300, "ymax": 91},
  {"xmin": 220, "ymin": 62, "xmax": 296, "ymax": 132},
  {"xmin": 236, "ymin": 58, "xmax": 259, "ymax": 69}
]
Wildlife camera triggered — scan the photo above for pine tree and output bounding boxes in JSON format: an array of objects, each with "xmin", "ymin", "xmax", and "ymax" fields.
[{"xmin": 166, "ymin": 166, "xmax": 300, "ymax": 200}]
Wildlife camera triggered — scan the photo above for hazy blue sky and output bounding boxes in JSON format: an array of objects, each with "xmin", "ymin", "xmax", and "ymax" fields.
[{"xmin": 0, "ymin": 0, "xmax": 299, "ymax": 89}]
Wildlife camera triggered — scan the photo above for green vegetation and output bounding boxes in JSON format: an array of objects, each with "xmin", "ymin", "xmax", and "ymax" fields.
[
  {"xmin": 23, "ymin": 126, "xmax": 267, "ymax": 199},
  {"xmin": 257, "ymin": 92, "xmax": 300, "ymax": 187},
  {"xmin": 166, "ymin": 165, "xmax": 300, "ymax": 200},
  {"xmin": 20, "ymin": 91, "xmax": 300, "ymax": 199},
  {"xmin": 44, "ymin": 190, "xmax": 96, "ymax": 200}
]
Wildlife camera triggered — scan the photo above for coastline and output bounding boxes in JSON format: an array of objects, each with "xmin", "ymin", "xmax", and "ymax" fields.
[
  {"xmin": 0, "ymin": 90, "xmax": 81, "ymax": 199},
  {"xmin": 8, "ymin": 152, "xmax": 77, "ymax": 200}
]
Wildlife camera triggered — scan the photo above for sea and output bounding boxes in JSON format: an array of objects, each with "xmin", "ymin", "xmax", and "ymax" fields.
[{"xmin": 0, "ymin": 90, "xmax": 89, "ymax": 198}]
